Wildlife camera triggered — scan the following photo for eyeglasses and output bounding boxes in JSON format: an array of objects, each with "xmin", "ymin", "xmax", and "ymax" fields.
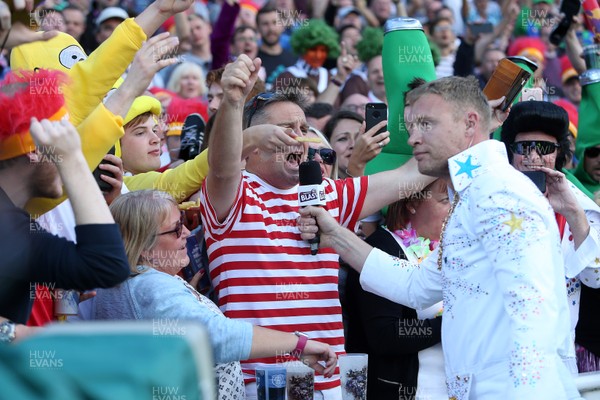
[
  {"xmin": 510, "ymin": 141, "xmax": 560, "ymax": 156},
  {"xmin": 157, "ymin": 211, "xmax": 185, "ymax": 239},
  {"xmin": 246, "ymin": 92, "xmax": 275, "ymax": 127},
  {"xmin": 434, "ymin": 25, "xmax": 452, "ymax": 33},
  {"xmin": 585, "ymin": 147, "xmax": 600, "ymax": 159},
  {"xmin": 235, "ymin": 36, "xmax": 258, "ymax": 43},
  {"xmin": 308, "ymin": 147, "xmax": 337, "ymax": 165},
  {"xmin": 341, "ymin": 104, "xmax": 367, "ymax": 114}
]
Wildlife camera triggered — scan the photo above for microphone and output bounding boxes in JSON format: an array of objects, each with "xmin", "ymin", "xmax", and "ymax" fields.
[{"xmin": 298, "ymin": 160, "xmax": 326, "ymax": 255}]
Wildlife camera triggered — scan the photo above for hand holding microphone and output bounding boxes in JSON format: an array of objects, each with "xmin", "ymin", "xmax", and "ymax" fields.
[{"xmin": 298, "ymin": 160, "xmax": 326, "ymax": 255}]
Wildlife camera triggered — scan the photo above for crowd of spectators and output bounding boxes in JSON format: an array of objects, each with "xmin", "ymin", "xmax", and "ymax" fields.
[{"xmin": 2, "ymin": 0, "xmax": 600, "ymax": 397}]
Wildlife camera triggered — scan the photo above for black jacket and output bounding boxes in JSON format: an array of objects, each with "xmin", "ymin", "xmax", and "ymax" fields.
[
  {"xmin": 0, "ymin": 188, "xmax": 129, "ymax": 324},
  {"xmin": 345, "ymin": 226, "xmax": 442, "ymax": 399},
  {"xmin": 576, "ymin": 284, "xmax": 600, "ymax": 357}
]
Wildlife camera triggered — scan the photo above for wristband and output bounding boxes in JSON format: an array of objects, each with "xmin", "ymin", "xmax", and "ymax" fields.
[
  {"xmin": 330, "ymin": 77, "xmax": 343, "ymax": 87},
  {"xmin": 291, "ymin": 331, "xmax": 309, "ymax": 358}
]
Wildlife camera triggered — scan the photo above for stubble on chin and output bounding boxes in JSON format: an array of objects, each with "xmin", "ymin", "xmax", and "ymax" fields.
[{"xmin": 30, "ymin": 162, "xmax": 63, "ymax": 199}]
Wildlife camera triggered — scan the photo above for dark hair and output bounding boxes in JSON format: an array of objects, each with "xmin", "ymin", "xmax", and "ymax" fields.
[
  {"xmin": 434, "ymin": 5, "xmax": 454, "ymax": 19},
  {"xmin": 403, "ymin": 77, "xmax": 427, "ymax": 107},
  {"xmin": 200, "ymin": 113, "xmax": 216, "ymax": 153},
  {"xmin": 206, "ymin": 67, "xmax": 224, "ymax": 87},
  {"xmin": 385, "ymin": 180, "xmax": 448, "ymax": 231},
  {"xmin": 337, "ymin": 23, "xmax": 360, "ymax": 37},
  {"xmin": 63, "ymin": 5, "xmax": 84, "ymax": 13},
  {"xmin": 429, "ymin": 17, "xmax": 453, "ymax": 35},
  {"xmin": 404, "ymin": 77, "xmax": 427, "ymax": 97},
  {"xmin": 256, "ymin": 4, "xmax": 277, "ymax": 25},
  {"xmin": 306, "ymin": 102, "xmax": 334, "ymax": 119},
  {"xmin": 243, "ymin": 90, "xmax": 309, "ymax": 128},
  {"xmin": 501, "ymin": 101, "xmax": 572, "ymax": 170},
  {"xmin": 231, "ymin": 25, "xmax": 258, "ymax": 44},
  {"xmin": 322, "ymin": 110, "xmax": 364, "ymax": 141},
  {"xmin": 295, "ymin": 77, "xmax": 318, "ymax": 97}
]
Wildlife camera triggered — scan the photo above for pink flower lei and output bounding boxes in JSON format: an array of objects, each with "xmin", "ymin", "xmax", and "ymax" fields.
[{"xmin": 392, "ymin": 223, "xmax": 440, "ymax": 263}]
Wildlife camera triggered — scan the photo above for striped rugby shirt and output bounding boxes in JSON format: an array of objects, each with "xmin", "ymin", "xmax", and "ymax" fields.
[{"xmin": 200, "ymin": 171, "xmax": 368, "ymax": 390}]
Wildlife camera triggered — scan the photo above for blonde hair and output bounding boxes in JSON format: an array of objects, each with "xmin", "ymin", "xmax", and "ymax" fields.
[
  {"xmin": 167, "ymin": 62, "xmax": 207, "ymax": 98},
  {"xmin": 308, "ymin": 126, "xmax": 338, "ymax": 179},
  {"xmin": 109, "ymin": 190, "xmax": 178, "ymax": 273},
  {"xmin": 408, "ymin": 76, "xmax": 491, "ymax": 130}
]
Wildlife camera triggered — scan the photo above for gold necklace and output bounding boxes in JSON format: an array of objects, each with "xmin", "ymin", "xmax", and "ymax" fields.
[{"xmin": 437, "ymin": 193, "xmax": 460, "ymax": 271}]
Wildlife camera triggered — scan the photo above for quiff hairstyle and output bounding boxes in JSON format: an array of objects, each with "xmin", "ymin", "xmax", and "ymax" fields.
[{"xmin": 406, "ymin": 76, "xmax": 491, "ymax": 132}]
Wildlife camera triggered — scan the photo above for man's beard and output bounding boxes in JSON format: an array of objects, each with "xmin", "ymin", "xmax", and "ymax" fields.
[
  {"xmin": 261, "ymin": 33, "xmax": 280, "ymax": 47},
  {"xmin": 30, "ymin": 162, "xmax": 63, "ymax": 199}
]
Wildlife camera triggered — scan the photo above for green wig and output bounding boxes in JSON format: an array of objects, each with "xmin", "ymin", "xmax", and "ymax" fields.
[
  {"xmin": 291, "ymin": 19, "xmax": 341, "ymax": 59},
  {"xmin": 356, "ymin": 27, "xmax": 384, "ymax": 63}
]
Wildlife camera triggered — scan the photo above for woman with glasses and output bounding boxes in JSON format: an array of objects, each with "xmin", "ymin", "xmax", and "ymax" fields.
[
  {"xmin": 306, "ymin": 127, "xmax": 338, "ymax": 179},
  {"xmin": 322, "ymin": 110, "xmax": 390, "ymax": 180},
  {"xmin": 501, "ymin": 100, "xmax": 600, "ymax": 374},
  {"xmin": 80, "ymin": 190, "xmax": 337, "ymax": 400},
  {"xmin": 345, "ymin": 179, "xmax": 449, "ymax": 399}
]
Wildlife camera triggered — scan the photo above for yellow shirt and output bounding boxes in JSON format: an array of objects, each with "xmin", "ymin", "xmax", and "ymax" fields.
[
  {"xmin": 23, "ymin": 19, "xmax": 147, "ymax": 215},
  {"xmin": 124, "ymin": 150, "xmax": 210, "ymax": 203}
]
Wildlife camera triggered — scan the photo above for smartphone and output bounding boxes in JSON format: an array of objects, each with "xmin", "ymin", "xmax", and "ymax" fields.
[
  {"xmin": 523, "ymin": 170, "xmax": 546, "ymax": 193},
  {"xmin": 92, "ymin": 146, "xmax": 116, "ymax": 192},
  {"xmin": 483, "ymin": 58, "xmax": 531, "ymax": 111},
  {"xmin": 365, "ymin": 103, "xmax": 387, "ymax": 135},
  {"xmin": 521, "ymin": 87, "xmax": 543, "ymax": 101},
  {"xmin": 469, "ymin": 22, "xmax": 494, "ymax": 35},
  {"xmin": 550, "ymin": 0, "xmax": 581, "ymax": 45}
]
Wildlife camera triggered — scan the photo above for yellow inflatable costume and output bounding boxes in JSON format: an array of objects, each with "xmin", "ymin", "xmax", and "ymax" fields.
[{"xmin": 10, "ymin": 19, "xmax": 146, "ymax": 215}]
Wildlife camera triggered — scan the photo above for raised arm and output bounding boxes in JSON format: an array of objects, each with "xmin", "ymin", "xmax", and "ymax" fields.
[
  {"xmin": 206, "ymin": 55, "xmax": 261, "ymax": 222},
  {"xmin": 104, "ymin": 32, "xmax": 179, "ymax": 120},
  {"xmin": 210, "ymin": 0, "xmax": 240, "ymax": 70},
  {"xmin": 30, "ymin": 119, "xmax": 112, "ymax": 225},
  {"xmin": 346, "ymin": 120, "xmax": 389, "ymax": 177},
  {"xmin": 27, "ymin": 119, "xmax": 129, "ymax": 289},
  {"xmin": 316, "ymin": 43, "xmax": 359, "ymax": 105},
  {"xmin": 359, "ymin": 157, "xmax": 435, "ymax": 219},
  {"xmin": 565, "ymin": 16, "xmax": 587, "ymax": 75},
  {"xmin": 134, "ymin": 0, "xmax": 194, "ymax": 38}
]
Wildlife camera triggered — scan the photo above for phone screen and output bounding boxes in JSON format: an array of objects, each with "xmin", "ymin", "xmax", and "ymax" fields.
[{"xmin": 469, "ymin": 23, "xmax": 494, "ymax": 35}]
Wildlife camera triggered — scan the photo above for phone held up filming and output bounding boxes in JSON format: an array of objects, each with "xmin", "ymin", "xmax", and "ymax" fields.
[{"xmin": 483, "ymin": 58, "xmax": 532, "ymax": 111}]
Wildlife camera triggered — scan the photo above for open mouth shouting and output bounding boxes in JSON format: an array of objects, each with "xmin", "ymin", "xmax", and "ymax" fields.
[{"xmin": 286, "ymin": 151, "xmax": 303, "ymax": 169}]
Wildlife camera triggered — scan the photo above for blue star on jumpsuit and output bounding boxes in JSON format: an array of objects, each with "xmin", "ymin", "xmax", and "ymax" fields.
[{"xmin": 454, "ymin": 155, "xmax": 480, "ymax": 178}]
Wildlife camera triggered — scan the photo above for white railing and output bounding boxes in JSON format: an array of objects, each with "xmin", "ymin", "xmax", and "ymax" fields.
[{"xmin": 577, "ymin": 372, "xmax": 600, "ymax": 399}]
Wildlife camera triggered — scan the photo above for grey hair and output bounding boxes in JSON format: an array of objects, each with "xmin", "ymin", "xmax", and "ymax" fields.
[{"xmin": 243, "ymin": 90, "xmax": 309, "ymax": 129}]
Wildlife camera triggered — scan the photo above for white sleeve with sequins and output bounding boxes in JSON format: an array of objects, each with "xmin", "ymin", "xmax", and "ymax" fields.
[
  {"xmin": 359, "ymin": 247, "xmax": 443, "ymax": 310},
  {"xmin": 563, "ymin": 184, "xmax": 600, "ymax": 286},
  {"xmin": 474, "ymin": 187, "xmax": 573, "ymax": 398}
]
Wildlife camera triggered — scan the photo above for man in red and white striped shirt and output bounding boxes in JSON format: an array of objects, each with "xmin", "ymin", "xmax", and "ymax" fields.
[{"xmin": 201, "ymin": 55, "xmax": 431, "ymax": 400}]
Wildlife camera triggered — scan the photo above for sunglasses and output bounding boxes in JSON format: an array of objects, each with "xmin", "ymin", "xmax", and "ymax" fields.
[
  {"xmin": 585, "ymin": 147, "xmax": 600, "ymax": 159},
  {"xmin": 510, "ymin": 141, "xmax": 560, "ymax": 156},
  {"xmin": 157, "ymin": 211, "xmax": 185, "ymax": 239},
  {"xmin": 308, "ymin": 147, "xmax": 337, "ymax": 165},
  {"xmin": 246, "ymin": 92, "xmax": 275, "ymax": 127}
]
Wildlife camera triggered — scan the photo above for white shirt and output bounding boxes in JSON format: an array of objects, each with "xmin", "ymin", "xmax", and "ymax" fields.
[
  {"xmin": 359, "ymin": 140, "xmax": 582, "ymax": 399},
  {"xmin": 560, "ymin": 182, "xmax": 600, "ymax": 373}
]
